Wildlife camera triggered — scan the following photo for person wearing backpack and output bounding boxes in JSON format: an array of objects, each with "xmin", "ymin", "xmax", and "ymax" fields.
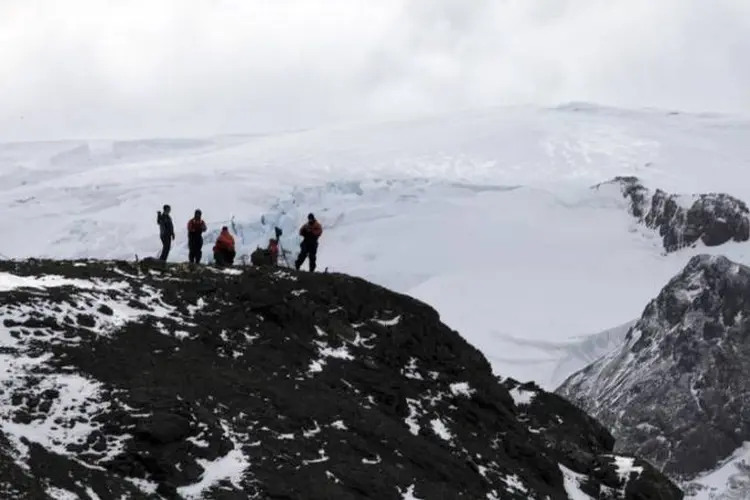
[
  {"xmin": 156, "ymin": 204, "xmax": 175, "ymax": 261},
  {"xmin": 187, "ymin": 209, "xmax": 207, "ymax": 264}
]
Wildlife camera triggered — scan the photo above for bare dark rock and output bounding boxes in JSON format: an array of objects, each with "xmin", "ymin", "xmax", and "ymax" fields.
[
  {"xmin": 135, "ymin": 412, "xmax": 194, "ymax": 445},
  {"xmin": 77, "ymin": 313, "xmax": 96, "ymax": 327},
  {"xmin": 97, "ymin": 304, "xmax": 114, "ymax": 315},
  {"xmin": 594, "ymin": 176, "xmax": 750, "ymax": 252}
]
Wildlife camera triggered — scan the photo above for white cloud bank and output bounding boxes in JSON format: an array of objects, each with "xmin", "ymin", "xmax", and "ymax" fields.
[{"xmin": 1, "ymin": 0, "xmax": 749, "ymax": 141}]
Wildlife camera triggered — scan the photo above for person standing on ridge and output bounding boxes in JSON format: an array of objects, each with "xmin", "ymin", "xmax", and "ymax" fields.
[
  {"xmin": 187, "ymin": 209, "xmax": 207, "ymax": 264},
  {"xmin": 213, "ymin": 226, "xmax": 236, "ymax": 267},
  {"xmin": 295, "ymin": 213, "xmax": 323, "ymax": 272},
  {"xmin": 157, "ymin": 204, "xmax": 175, "ymax": 261}
]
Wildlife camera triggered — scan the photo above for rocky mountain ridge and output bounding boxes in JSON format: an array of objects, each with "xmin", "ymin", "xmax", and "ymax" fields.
[
  {"xmin": 0, "ymin": 258, "xmax": 682, "ymax": 499},
  {"xmin": 557, "ymin": 254, "xmax": 750, "ymax": 498},
  {"xmin": 595, "ymin": 176, "xmax": 750, "ymax": 252}
]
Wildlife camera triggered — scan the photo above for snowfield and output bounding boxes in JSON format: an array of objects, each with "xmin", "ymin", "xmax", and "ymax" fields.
[
  {"xmin": 3, "ymin": 104, "xmax": 750, "ymax": 389},
  {"xmin": 1, "ymin": 103, "xmax": 749, "ymax": 498}
]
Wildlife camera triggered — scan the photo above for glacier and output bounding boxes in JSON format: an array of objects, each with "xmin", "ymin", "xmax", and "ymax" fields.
[
  {"xmin": 3, "ymin": 103, "xmax": 750, "ymax": 498},
  {"xmin": 3, "ymin": 104, "xmax": 750, "ymax": 391}
]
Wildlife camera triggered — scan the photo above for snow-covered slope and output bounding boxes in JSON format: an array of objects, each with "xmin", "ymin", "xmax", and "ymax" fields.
[
  {"xmin": 2, "ymin": 103, "xmax": 750, "ymax": 392},
  {"xmin": 683, "ymin": 443, "xmax": 750, "ymax": 499}
]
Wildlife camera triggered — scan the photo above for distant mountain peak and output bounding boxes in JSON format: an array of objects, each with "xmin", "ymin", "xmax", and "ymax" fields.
[{"xmin": 557, "ymin": 253, "xmax": 750, "ymax": 488}]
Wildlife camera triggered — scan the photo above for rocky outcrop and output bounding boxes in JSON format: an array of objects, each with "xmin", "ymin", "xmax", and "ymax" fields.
[
  {"xmin": 595, "ymin": 176, "xmax": 750, "ymax": 252},
  {"xmin": 0, "ymin": 258, "xmax": 681, "ymax": 499},
  {"xmin": 556, "ymin": 254, "xmax": 750, "ymax": 485},
  {"xmin": 501, "ymin": 378, "xmax": 683, "ymax": 499}
]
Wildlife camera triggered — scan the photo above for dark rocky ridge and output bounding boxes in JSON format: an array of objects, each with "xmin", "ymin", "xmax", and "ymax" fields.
[
  {"xmin": 556, "ymin": 255, "xmax": 750, "ymax": 487},
  {"xmin": 0, "ymin": 259, "xmax": 681, "ymax": 499},
  {"xmin": 500, "ymin": 378, "xmax": 682, "ymax": 500},
  {"xmin": 594, "ymin": 176, "xmax": 750, "ymax": 252}
]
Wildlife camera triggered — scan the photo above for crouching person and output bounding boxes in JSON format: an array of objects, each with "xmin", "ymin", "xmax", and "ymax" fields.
[
  {"xmin": 213, "ymin": 226, "xmax": 236, "ymax": 267},
  {"xmin": 268, "ymin": 238, "xmax": 279, "ymax": 264}
]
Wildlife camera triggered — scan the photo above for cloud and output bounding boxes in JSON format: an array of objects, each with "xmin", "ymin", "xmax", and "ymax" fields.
[{"xmin": 1, "ymin": 0, "xmax": 749, "ymax": 140}]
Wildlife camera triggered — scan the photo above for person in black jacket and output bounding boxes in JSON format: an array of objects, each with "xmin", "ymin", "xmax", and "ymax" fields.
[
  {"xmin": 156, "ymin": 204, "xmax": 175, "ymax": 261},
  {"xmin": 294, "ymin": 213, "xmax": 323, "ymax": 272}
]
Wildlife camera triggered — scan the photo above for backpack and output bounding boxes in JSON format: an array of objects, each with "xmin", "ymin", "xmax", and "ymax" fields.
[{"xmin": 250, "ymin": 247, "xmax": 275, "ymax": 266}]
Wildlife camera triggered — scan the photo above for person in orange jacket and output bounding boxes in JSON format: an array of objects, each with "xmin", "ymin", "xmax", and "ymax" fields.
[
  {"xmin": 294, "ymin": 213, "xmax": 323, "ymax": 272},
  {"xmin": 213, "ymin": 226, "xmax": 236, "ymax": 267},
  {"xmin": 187, "ymin": 209, "xmax": 207, "ymax": 264}
]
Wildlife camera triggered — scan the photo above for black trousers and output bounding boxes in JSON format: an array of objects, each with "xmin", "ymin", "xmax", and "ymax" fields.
[
  {"xmin": 295, "ymin": 241, "xmax": 318, "ymax": 272},
  {"xmin": 214, "ymin": 249, "xmax": 236, "ymax": 267},
  {"xmin": 159, "ymin": 235, "xmax": 171, "ymax": 261},
  {"xmin": 188, "ymin": 236, "xmax": 203, "ymax": 264}
]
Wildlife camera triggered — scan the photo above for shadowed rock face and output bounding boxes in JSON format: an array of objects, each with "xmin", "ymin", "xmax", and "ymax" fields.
[
  {"xmin": 0, "ymin": 259, "xmax": 681, "ymax": 500},
  {"xmin": 557, "ymin": 254, "xmax": 750, "ymax": 484},
  {"xmin": 501, "ymin": 378, "xmax": 683, "ymax": 500},
  {"xmin": 595, "ymin": 176, "xmax": 750, "ymax": 252}
]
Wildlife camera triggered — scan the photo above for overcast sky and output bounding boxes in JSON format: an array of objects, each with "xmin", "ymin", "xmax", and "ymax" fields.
[{"xmin": 1, "ymin": 0, "xmax": 749, "ymax": 141}]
